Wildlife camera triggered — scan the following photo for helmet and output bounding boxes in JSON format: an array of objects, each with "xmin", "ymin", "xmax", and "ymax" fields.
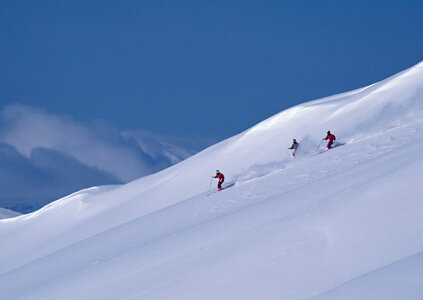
[
  {"xmin": 293, "ymin": 139, "xmax": 297, "ymax": 142},
  {"xmin": 216, "ymin": 170, "xmax": 220, "ymax": 174},
  {"xmin": 327, "ymin": 131, "xmax": 331, "ymax": 134}
]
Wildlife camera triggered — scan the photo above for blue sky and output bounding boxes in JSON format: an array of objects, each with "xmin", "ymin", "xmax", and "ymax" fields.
[{"xmin": 1, "ymin": 0, "xmax": 423, "ymax": 141}]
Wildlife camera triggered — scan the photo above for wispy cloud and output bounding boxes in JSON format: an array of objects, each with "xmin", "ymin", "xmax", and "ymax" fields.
[{"xmin": 0, "ymin": 104, "xmax": 207, "ymax": 213}]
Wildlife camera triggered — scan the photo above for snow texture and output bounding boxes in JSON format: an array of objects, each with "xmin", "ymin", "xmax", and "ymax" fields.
[{"xmin": 1, "ymin": 62, "xmax": 423, "ymax": 299}]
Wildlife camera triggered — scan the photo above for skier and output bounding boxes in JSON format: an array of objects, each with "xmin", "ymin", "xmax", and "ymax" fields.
[
  {"xmin": 213, "ymin": 170, "xmax": 225, "ymax": 191},
  {"xmin": 323, "ymin": 131, "xmax": 336, "ymax": 149},
  {"xmin": 288, "ymin": 139, "xmax": 299, "ymax": 157}
]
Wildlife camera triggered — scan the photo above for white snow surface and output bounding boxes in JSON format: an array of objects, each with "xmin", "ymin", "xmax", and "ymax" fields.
[{"xmin": 1, "ymin": 62, "xmax": 423, "ymax": 299}]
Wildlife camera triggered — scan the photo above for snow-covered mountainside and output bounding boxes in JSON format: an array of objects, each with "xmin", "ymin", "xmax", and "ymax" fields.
[{"xmin": 1, "ymin": 62, "xmax": 423, "ymax": 299}]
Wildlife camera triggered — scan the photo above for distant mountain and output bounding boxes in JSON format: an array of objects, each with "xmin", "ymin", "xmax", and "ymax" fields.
[
  {"xmin": 0, "ymin": 105, "xmax": 209, "ymax": 213},
  {"xmin": 0, "ymin": 207, "xmax": 20, "ymax": 219}
]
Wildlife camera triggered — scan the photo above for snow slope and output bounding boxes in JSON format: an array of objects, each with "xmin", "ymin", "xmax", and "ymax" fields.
[{"xmin": 1, "ymin": 62, "xmax": 423, "ymax": 299}]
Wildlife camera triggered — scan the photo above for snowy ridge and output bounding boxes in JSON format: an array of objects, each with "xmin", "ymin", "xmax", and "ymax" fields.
[
  {"xmin": 1, "ymin": 62, "xmax": 423, "ymax": 299},
  {"xmin": 312, "ymin": 250, "xmax": 423, "ymax": 299}
]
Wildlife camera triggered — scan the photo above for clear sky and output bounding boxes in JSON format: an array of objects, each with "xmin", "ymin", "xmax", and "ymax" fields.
[{"xmin": 1, "ymin": 0, "xmax": 423, "ymax": 141}]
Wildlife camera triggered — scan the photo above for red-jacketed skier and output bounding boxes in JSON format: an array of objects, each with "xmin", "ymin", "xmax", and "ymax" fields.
[
  {"xmin": 213, "ymin": 170, "xmax": 225, "ymax": 191},
  {"xmin": 323, "ymin": 131, "xmax": 336, "ymax": 149}
]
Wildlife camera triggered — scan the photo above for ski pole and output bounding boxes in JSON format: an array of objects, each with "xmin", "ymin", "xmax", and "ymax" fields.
[
  {"xmin": 208, "ymin": 177, "xmax": 214, "ymax": 195},
  {"xmin": 316, "ymin": 140, "xmax": 324, "ymax": 152}
]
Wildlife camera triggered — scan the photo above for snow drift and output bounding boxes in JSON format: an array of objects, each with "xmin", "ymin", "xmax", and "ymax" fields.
[{"xmin": 1, "ymin": 61, "xmax": 423, "ymax": 299}]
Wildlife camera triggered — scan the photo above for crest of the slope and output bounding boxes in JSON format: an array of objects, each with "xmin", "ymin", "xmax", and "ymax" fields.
[{"xmin": 244, "ymin": 61, "xmax": 423, "ymax": 139}]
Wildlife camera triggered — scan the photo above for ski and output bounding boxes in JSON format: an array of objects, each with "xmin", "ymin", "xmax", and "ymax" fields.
[{"xmin": 207, "ymin": 182, "xmax": 235, "ymax": 196}]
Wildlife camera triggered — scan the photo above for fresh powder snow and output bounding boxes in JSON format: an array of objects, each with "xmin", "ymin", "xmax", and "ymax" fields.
[{"xmin": 1, "ymin": 62, "xmax": 423, "ymax": 299}]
